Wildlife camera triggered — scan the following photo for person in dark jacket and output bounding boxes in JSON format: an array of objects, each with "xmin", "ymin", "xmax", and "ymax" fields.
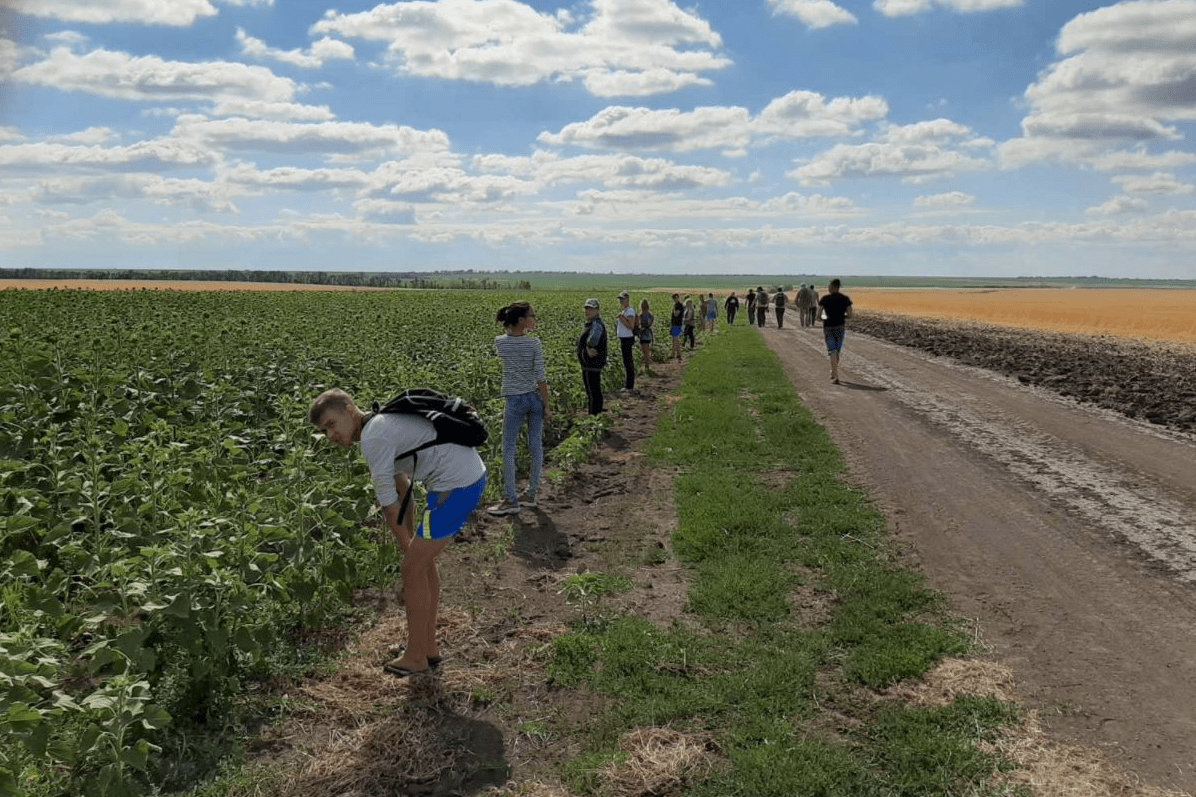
[
  {"xmin": 755, "ymin": 287, "xmax": 768, "ymax": 327},
  {"xmin": 773, "ymin": 289, "xmax": 787, "ymax": 328},
  {"xmin": 724, "ymin": 291, "xmax": 739, "ymax": 325},
  {"xmin": 577, "ymin": 298, "xmax": 608, "ymax": 415}
]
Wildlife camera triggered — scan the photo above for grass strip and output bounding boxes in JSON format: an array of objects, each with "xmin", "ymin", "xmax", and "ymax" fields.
[{"xmin": 549, "ymin": 325, "xmax": 1021, "ymax": 796}]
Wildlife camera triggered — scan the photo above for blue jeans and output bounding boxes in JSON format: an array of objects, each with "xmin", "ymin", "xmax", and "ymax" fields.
[{"xmin": 502, "ymin": 391, "xmax": 544, "ymax": 502}]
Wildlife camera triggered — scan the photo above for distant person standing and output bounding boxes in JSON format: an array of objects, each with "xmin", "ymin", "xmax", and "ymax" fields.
[
  {"xmin": 682, "ymin": 297, "xmax": 697, "ymax": 350},
  {"xmin": 490, "ymin": 301, "xmax": 550, "ymax": 516},
  {"xmin": 615, "ymin": 291, "xmax": 638, "ymax": 394},
  {"xmin": 724, "ymin": 291, "xmax": 739, "ymax": 325},
  {"xmin": 755, "ymin": 287, "xmax": 768, "ymax": 327},
  {"xmin": 746, "ymin": 288, "xmax": 757, "ymax": 321},
  {"xmin": 577, "ymin": 298, "xmax": 608, "ymax": 414},
  {"xmin": 819, "ymin": 279, "xmax": 854, "ymax": 384},
  {"xmin": 638, "ymin": 298, "xmax": 655, "ymax": 377},
  {"xmin": 669, "ymin": 293, "xmax": 685, "ymax": 362},
  {"xmin": 773, "ymin": 289, "xmax": 787, "ymax": 329},
  {"xmin": 808, "ymin": 283, "xmax": 820, "ymax": 326},
  {"xmin": 796, "ymin": 284, "xmax": 814, "ymax": 327},
  {"xmin": 705, "ymin": 293, "xmax": 718, "ymax": 334}
]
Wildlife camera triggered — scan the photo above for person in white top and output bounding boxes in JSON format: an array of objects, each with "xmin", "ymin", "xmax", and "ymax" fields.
[
  {"xmin": 615, "ymin": 290, "xmax": 639, "ymax": 393},
  {"xmin": 310, "ymin": 388, "xmax": 486, "ymax": 678},
  {"xmin": 490, "ymin": 301, "xmax": 551, "ymax": 515}
]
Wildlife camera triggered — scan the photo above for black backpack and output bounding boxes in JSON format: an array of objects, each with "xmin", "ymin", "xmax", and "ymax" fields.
[
  {"xmin": 364, "ymin": 388, "xmax": 488, "ymax": 523},
  {"xmin": 367, "ymin": 388, "xmax": 489, "ymax": 454}
]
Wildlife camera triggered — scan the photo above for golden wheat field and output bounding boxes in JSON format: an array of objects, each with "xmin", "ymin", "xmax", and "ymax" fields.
[{"xmin": 850, "ymin": 288, "xmax": 1196, "ymax": 345}]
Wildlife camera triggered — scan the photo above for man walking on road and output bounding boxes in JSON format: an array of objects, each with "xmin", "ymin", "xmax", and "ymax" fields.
[{"xmin": 818, "ymin": 279, "xmax": 853, "ymax": 384}]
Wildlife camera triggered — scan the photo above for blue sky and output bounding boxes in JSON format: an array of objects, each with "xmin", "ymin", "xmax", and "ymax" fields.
[{"xmin": 2, "ymin": 0, "xmax": 1195, "ymax": 278}]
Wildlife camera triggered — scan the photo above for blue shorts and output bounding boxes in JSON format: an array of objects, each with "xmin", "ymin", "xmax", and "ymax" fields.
[
  {"xmin": 706, "ymin": 310, "xmax": 716, "ymax": 321},
  {"xmin": 824, "ymin": 325, "xmax": 846, "ymax": 354},
  {"xmin": 670, "ymin": 325, "xmax": 682, "ymax": 337},
  {"xmin": 417, "ymin": 475, "xmax": 486, "ymax": 541}
]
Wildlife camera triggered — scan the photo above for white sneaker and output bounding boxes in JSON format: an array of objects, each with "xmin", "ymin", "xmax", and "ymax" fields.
[{"xmin": 518, "ymin": 492, "xmax": 538, "ymax": 508}]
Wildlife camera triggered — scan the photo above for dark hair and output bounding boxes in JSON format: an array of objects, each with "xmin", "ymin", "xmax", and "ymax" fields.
[
  {"xmin": 496, "ymin": 301, "xmax": 533, "ymax": 327},
  {"xmin": 829, "ymin": 278, "xmax": 842, "ymax": 289}
]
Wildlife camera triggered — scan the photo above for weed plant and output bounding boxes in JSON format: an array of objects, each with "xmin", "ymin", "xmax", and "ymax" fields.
[{"xmin": 550, "ymin": 325, "xmax": 1019, "ymax": 796}]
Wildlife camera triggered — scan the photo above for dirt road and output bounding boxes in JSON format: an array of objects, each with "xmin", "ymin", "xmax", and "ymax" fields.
[{"xmin": 759, "ymin": 321, "xmax": 1196, "ymax": 793}]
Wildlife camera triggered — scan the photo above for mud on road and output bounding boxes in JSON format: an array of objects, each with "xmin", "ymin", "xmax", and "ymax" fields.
[{"xmin": 760, "ymin": 316, "xmax": 1196, "ymax": 794}]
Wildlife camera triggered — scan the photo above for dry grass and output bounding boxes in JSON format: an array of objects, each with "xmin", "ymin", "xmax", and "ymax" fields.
[
  {"xmin": 888, "ymin": 658, "xmax": 1193, "ymax": 797},
  {"xmin": 852, "ymin": 288, "xmax": 1196, "ymax": 345}
]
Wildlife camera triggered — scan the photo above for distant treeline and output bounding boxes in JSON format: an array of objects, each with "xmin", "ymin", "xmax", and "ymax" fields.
[{"xmin": 0, "ymin": 268, "xmax": 532, "ymax": 291}]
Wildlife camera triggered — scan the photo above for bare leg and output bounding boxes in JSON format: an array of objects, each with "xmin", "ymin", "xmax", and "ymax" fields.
[
  {"xmin": 830, "ymin": 352, "xmax": 840, "ymax": 382},
  {"xmin": 390, "ymin": 536, "xmax": 448, "ymax": 671}
]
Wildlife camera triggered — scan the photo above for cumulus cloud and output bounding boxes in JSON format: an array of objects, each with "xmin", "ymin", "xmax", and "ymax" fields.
[
  {"xmin": 914, "ymin": 191, "xmax": 976, "ymax": 208},
  {"xmin": 236, "ymin": 28, "xmax": 355, "ymax": 69},
  {"xmin": 1006, "ymin": 0, "xmax": 1196, "ymax": 164},
  {"xmin": 539, "ymin": 90, "xmax": 886, "ymax": 154},
  {"xmin": 311, "ymin": 0, "xmax": 730, "ymax": 97},
  {"xmin": 12, "ymin": 47, "xmax": 298, "ymax": 105},
  {"xmin": 30, "ymin": 173, "xmax": 241, "ymax": 213},
  {"xmin": 472, "ymin": 151, "xmax": 732, "ymax": 191},
  {"xmin": 1112, "ymin": 171, "xmax": 1195, "ymax": 195},
  {"xmin": 172, "ymin": 115, "xmax": 453, "ymax": 161},
  {"xmin": 874, "ymin": 0, "xmax": 1022, "ymax": 16},
  {"xmin": 768, "ymin": 0, "xmax": 858, "ymax": 29},
  {"xmin": 0, "ymin": 139, "xmax": 219, "ymax": 172},
  {"xmin": 7, "ymin": 0, "xmax": 272, "ymax": 27},
  {"xmin": 790, "ymin": 119, "xmax": 994, "ymax": 185},
  {"xmin": 1087, "ymin": 195, "xmax": 1149, "ymax": 216}
]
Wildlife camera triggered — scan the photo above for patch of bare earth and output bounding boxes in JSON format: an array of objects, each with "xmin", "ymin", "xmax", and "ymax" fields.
[{"xmin": 243, "ymin": 362, "xmax": 692, "ymax": 797}]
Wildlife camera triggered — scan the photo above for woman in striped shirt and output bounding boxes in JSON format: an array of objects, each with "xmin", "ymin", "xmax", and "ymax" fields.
[{"xmin": 489, "ymin": 301, "xmax": 551, "ymax": 515}]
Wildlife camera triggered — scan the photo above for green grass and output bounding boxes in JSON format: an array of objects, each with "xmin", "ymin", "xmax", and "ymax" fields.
[{"xmin": 549, "ymin": 324, "xmax": 1019, "ymax": 796}]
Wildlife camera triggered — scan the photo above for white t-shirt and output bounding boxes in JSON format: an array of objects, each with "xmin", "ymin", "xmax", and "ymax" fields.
[
  {"xmin": 616, "ymin": 305, "xmax": 637, "ymax": 339},
  {"xmin": 359, "ymin": 413, "xmax": 486, "ymax": 506}
]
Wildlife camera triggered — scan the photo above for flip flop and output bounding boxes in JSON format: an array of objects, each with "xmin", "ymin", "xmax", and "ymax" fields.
[
  {"xmin": 382, "ymin": 659, "xmax": 431, "ymax": 678},
  {"xmin": 385, "ymin": 645, "xmax": 443, "ymax": 668}
]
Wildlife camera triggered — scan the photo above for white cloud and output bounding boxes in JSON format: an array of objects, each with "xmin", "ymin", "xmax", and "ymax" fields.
[
  {"xmin": 539, "ymin": 105, "xmax": 755, "ymax": 154},
  {"xmin": 236, "ymin": 28, "xmax": 355, "ymax": 69},
  {"xmin": 756, "ymin": 91, "xmax": 888, "ymax": 137},
  {"xmin": 539, "ymin": 91, "xmax": 887, "ymax": 154},
  {"xmin": 0, "ymin": 139, "xmax": 218, "ymax": 172},
  {"xmin": 768, "ymin": 0, "xmax": 857, "ymax": 29},
  {"xmin": 12, "ymin": 47, "xmax": 298, "ymax": 105},
  {"xmin": 172, "ymin": 115, "xmax": 453, "ymax": 162},
  {"xmin": 1008, "ymin": 0, "xmax": 1196, "ymax": 162},
  {"xmin": 1088, "ymin": 149, "xmax": 1196, "ymax": 172},
  {"xmin": 790, "ymin": 119, "xmax": 993, "ymax": 186},
  {"xmin": 914, "ymin": 191, "xmax": 975, "ymax": 208},
  {"xmin": 874, "ymin": 0, "xmax": 1022, "ymax": 16},
  {"xmin": 311, "ymin": 0, "xmax": 730, "ymax": 97},
  {"xmin": 1112, "ymin": 172, "xmax": 1195, "ymax": 196},
  {"xmin": 472, "ymin": 151, "xmax": 732, "ymax": 191},
  {"xmin": 6, "ymin": 0, "xmax": 272, "ymax": 27},
  {"xmin": 0, "ymin": 37, "xmax": 23, "ymax": 77},
  {"xmin": 30, "ymin": 173, "xmax": 241, "ymax": 213},
  {"xmin": 1087, "ymin": 195, "xmax": 1149, "ymax": 216}
]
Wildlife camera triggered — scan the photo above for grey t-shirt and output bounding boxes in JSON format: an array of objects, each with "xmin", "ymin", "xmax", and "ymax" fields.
[{"xmin": 359, "ymin": 413, "xmax": 486, "ymax": 506}]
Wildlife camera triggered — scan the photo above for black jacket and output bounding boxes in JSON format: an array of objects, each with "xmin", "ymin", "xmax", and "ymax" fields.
[{"xmin": 577, "ymin": 317, "xmax": 608, "ymax": 370}]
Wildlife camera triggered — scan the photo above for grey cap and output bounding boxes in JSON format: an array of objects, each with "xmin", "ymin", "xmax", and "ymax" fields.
[{"xmin": 584, "ymin": 298, "xmax": 600, "ymax": 309}]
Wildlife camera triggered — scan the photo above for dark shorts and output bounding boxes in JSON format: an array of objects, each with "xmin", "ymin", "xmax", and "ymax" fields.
[
  {"xmin": 824, "ymin": 325, "xmax": 846, "ymax": 354},
  {"xmin": 417, "ymin": 475, "xmax": 487, "ymax": 541}
]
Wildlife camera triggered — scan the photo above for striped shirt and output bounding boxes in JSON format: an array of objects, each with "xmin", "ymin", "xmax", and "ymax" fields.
[{"xmin": 495, "ymin": 334, "xmax": 546, "ymax": 397}]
